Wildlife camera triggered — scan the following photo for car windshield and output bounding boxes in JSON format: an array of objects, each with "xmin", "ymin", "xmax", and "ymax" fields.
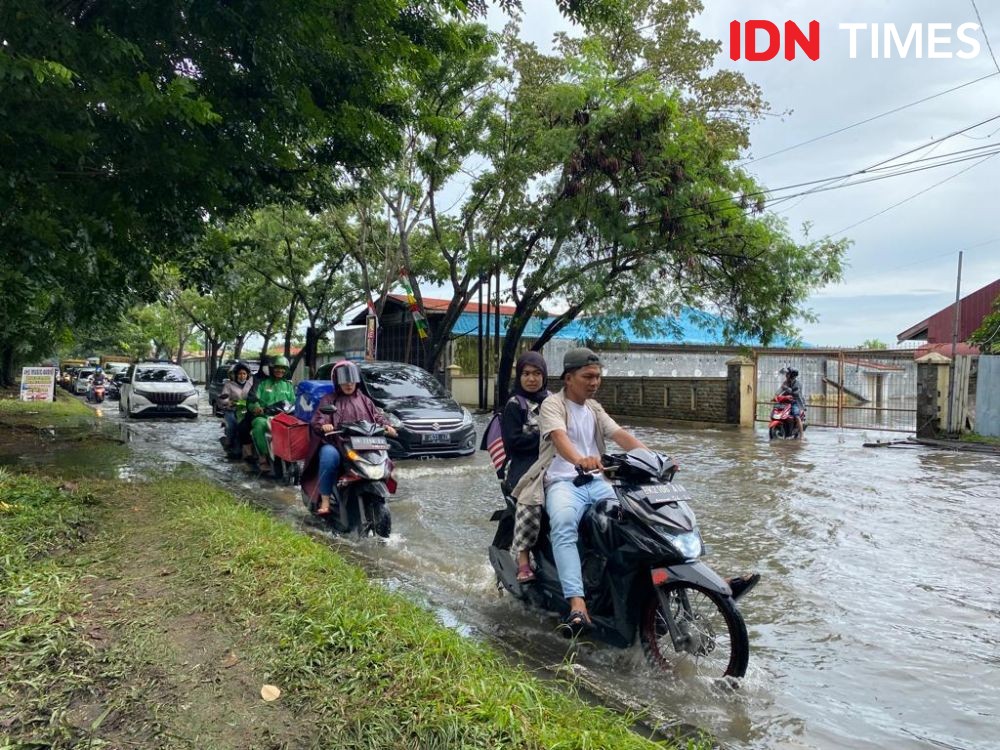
[
  {"xmin": 362, "ymin": 367, "xmax": 446, "ymax": 400},
  {"xmin": 78, "ymin": 370, "xmax": 94, "ymax": 379},
  {"xmin": 136, "ymin": 367, "xmax": 189, "ymax": 383}
]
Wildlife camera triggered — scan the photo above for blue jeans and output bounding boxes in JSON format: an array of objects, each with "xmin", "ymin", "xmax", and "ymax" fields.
[
  {"xmin": 790, "ymin": 403, "xmax": 802, "ymax": 418},
  {"xmin": 318, "ymin": 444, "xmax": 341, "ymax": 497},
  {"xmin": 545, "ymin": 478, "xmax": 617, "ymax": 600}
]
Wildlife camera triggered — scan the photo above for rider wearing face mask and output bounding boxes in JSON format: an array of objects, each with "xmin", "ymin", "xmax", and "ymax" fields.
[
  {"xmin": 300, "ymin": 361, "xmax": 398, "ymax": 516},
  {"xmin": 218, "ymin": 362, "xmax": 254, "ymax": 459},
  {"xmin": 246, "ymin": 355, "xmax": 295, "ymax": 473}
]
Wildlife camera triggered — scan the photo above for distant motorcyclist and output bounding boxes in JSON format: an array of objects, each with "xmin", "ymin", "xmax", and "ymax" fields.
[
  {"xmin": 87, "ymin": 367, "xmax": 106, "ymax": 401},
  {"xmin": 219, "ymin": 362, "xmax": 254, "ymax": 459},
  {"xmin": 244, "ymin": 355, "xmax": 295, "ymax": 473},
  {"xmin": 779, "ymin": 367, "xmax": 805, "ymax": 439}
]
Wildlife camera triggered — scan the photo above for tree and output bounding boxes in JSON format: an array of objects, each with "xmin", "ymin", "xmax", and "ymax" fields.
[
  {"xmin": 0, "ymin": 0, "xmax": 463, "ymax": 383},
  {"xmin": 861, "ymin": 339, "xmax": 888, "ymax": 350},
  {"xmin": 470, "ymin": 29, "xmax": 845, "ymax": 403},
  {"xmin": 969, "ymin": 294, "xmax": 1000, "ymax": 355},
  {"xmin": 234, "ymin": 206, "xmax": 363, "ymax": 376}
]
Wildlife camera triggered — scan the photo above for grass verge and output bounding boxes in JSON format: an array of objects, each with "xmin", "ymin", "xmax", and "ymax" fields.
[
  {"xmin": 959, "ymin": 432, "xmax": 1000, "ymax": 446},
  {"xmin": 2, "ymin": 466, "xmax": 709, "ymax": 749},
  {"xmin": 0, "ymin": 396, "xmax": 95, "ymax": 430}
]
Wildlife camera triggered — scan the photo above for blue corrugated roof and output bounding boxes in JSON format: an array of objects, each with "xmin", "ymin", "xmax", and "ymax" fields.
[{"xmin": 450, "ymin": 307, "xmax": 798, "ymax": 347}]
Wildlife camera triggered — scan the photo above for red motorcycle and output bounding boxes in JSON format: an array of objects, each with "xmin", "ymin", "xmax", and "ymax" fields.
[{"xmin": 768, "ymin": 393, "xmax": 806, "ymax": 439}]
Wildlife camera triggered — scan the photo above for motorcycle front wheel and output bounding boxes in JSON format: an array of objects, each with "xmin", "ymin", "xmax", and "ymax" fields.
[
  {"xmin": 366, "ymin": 497, "xmax": 391, "ymax": 538},
  {"xmin": 640, "ymin": 583, "xmax": 749, "ymax": 678}
]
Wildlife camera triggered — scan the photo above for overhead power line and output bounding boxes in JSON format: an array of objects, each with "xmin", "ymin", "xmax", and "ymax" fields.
[
  {"xmin": 740, "ymin": 72, "xmax": 1000, "ymax": 166},
  {"xmin": 829, "ymin": 152, "xmax": 1000, "ymax": 236},
  {"xmin": 971, "ymin": 0, "xmax": 1000, "ymax": 74}
]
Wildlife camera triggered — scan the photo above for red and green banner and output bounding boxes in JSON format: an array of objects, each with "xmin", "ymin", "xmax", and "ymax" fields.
[{"xmin": 399, "ymin": 271, "xmax": 429, "ymax": 340}]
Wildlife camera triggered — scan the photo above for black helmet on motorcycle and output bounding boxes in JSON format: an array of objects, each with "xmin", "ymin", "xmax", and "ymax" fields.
[
  {"xmin": 786, "ymin": 367, "xmax": 799, "ymax": 379},
  {"xmin": 230, "ymin": 361, "xmax": 251, "ymax": 381},
  {"xmin": 332, "ymin": 361, "xmax": 361, "ymax": 387}
]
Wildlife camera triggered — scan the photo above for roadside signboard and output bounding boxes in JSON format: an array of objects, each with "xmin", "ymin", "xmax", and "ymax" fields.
[{"xmin": 20, "ymin": 367, "xmax": 56, "ymax": 402}]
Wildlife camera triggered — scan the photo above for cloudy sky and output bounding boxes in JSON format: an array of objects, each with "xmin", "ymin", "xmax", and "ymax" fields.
[{"xmin": 485, "ymin": 1, "xmax": 1000, "ymax": 347}]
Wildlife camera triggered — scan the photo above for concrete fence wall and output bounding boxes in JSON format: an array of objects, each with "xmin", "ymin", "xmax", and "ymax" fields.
[{"xmin": 534, "ymin": 374, "xmax": 737, "ymax": 425}]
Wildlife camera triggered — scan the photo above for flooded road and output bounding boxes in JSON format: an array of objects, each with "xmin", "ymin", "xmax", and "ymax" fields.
[{"xmin": 30, "ymin": 394, "xmax": 1000, "ymax": 750}]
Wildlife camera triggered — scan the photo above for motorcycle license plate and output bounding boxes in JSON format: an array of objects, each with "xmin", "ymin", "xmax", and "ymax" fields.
[
  {"xmin": 351, "ymin": 437, "xmax": 390, "ymax": 450},
  {"xmin": 421, "ymin": 432, "xmax": 451, "ymax": 445},
  {"xmin": 640, "ymin": 482, "xmax": 692, "ymax": 504}
]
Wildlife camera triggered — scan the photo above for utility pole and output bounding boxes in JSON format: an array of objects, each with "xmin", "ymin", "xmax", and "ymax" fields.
[{"xmin": 946, "ymin": 251, "xmax": 963, "ymax": 434}]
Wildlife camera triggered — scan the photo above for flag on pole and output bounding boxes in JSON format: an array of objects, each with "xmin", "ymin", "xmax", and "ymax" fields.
[
  {"xmin": 365, "ymin": 300, "xmax": 378, "ymax": 361},
  {"xmin": 399, "ymin": 271, "xmax": 429, "ymax": 340}
]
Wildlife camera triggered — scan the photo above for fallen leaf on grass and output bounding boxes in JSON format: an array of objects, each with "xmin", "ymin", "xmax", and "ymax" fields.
[
  {"xmin": 260, "ymin": 685, "xmax": 281, "ymax": 702},
  {"xmin": 221, "ymin": 652, "xmax": 240, "ymax": 669}
]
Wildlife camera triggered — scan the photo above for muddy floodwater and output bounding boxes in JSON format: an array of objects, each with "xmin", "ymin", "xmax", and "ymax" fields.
[{"xmin": 16, "ymin": 395, "xmax": 999, "ymax": 750}]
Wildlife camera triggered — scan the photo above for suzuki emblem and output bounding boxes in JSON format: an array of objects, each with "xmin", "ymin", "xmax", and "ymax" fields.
[{"xmin": 432, "ymin": 422, "xmax": 441, "ymax": 431}]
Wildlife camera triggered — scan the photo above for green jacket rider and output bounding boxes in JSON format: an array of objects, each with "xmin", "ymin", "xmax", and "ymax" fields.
[{"xmin": 250, "ymin": 355, "xmax": 295, "ymax": 472}]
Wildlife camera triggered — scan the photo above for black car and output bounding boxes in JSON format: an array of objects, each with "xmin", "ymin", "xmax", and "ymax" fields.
[
  {"xmin": 208, "ymin": 360, "xmax": 260, "ymax": 416},
  {"xmin": 314, "ymin": 361, "xmax": 476, "ymax": 459}
]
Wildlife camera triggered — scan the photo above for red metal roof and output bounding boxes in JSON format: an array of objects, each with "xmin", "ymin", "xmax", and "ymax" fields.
[
  {"xmin": 897, "ymin": 278, "xmax": 1000, "ymax": 344},
  {"xmin": 386, "ymin": 294, "xmax": 517, "ymax": 316}
]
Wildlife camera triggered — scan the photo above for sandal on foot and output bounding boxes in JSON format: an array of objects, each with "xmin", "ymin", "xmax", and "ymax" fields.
[
  {"xmin": 316, "ymin": 506, "xmax": 331, "ymax": 516},
  {"xmin": 516, "ymin": 563, "xmax": 535, "ymax": 584},
  {"xmin": 728, "ymin": 572, "xmax": 761, "ymax": 601},
  {"xmin": 563, "ymin": 610, "xmax": 592, "ymax": 631}
]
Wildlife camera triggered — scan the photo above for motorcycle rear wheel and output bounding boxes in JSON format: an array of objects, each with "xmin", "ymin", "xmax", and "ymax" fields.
[{"xmin": 640, "ymin": 583, "xmax": 749, "ymax": 678}]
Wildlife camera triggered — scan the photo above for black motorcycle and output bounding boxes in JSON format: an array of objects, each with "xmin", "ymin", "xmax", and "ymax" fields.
[
  {"xmin": 301, "ymin": 405, "xmax": 395, "ymax": 538},
  {"xmin": 488, "ymin": 449, "xmax": 751, "ymax": 678}
]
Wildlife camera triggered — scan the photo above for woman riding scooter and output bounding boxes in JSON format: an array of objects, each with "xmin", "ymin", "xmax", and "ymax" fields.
[
  {"xmin": 218, "ymin": 362, "xmax": 254, "ymax": 459},
  {"xmin": 300, "ymin": 361, "xmax": 398, "ymax": 516}
]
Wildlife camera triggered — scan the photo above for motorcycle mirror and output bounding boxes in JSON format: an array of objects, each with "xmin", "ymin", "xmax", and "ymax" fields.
[{"xmin": 319, "ymin": 404, "xmax": 337, "ymax": 415}]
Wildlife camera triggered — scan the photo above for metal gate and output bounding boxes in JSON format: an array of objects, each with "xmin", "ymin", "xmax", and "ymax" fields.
[{"xmin": 755, "ymin": 350, "xmax": 917, "ymax": 432}]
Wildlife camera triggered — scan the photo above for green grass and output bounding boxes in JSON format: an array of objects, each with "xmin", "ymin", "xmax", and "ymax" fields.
[
  {"xmin": 0, "ymin": 466, "xmax": 709, "ymax": 749},
  {"xmin": 147, "ymin": 477, "xmax": 694, "ymax": 750},
  {"xmin": 0, "ymin": 470, "xmax": 107, "ymax": 746},
  {"xmin": 0, "ymin": 395, "xmax": 94, "ymax": 429},
  {"xmin": 959, "ymin": 432, "xmax": 1000, "ymax": 446}
]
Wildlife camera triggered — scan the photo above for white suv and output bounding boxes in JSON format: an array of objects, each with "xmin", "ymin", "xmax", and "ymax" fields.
[{"xmin": 120, "ymin": 362, "xmax": 199, "ymax": 419}]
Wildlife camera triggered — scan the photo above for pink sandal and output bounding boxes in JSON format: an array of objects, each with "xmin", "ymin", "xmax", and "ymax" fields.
[{"xmin": 516, "ymin": 563, "xmax": 536, "ymax": 583}]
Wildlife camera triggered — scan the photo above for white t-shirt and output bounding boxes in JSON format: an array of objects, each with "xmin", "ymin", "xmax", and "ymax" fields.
[{"xmin": 546, "ymin": 399, "xmax": 600, "ymax": 483}]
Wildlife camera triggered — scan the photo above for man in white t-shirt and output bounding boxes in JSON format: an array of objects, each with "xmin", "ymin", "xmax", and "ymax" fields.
[{"xmin": 537, "ymin": 348, "xmax": 647, "ymax": 630}]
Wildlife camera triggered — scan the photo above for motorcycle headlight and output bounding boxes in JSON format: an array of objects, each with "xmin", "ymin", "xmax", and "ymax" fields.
[
  {"xmin": 461, "ymin": 407, "xmax": 473, "ymax": 426},
  {"xmin": 360, "ymin": 462, "xmax": 386, "ymax": 480},
  {"xmin": 670, "ymin": 530, "xmax": 703, "ymax": 560}
]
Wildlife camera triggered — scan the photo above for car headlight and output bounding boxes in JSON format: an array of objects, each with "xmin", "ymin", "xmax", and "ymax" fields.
[
  {"xmin": 134, "ymin": 389, "xmax": 153, "ymax": 401},
  {"xmin": 461, "ymin": 407, "xmax": 473, "ymax": 426},
  {"xmin": 670, "ymin": 530, "xmax": 703, "ymax": 560},
  {"xmin": 182, "ymin": 390, "xmax": 198, "ymax": 401},
  {"xmin": 387, "ymin": 413, "xmax": 403, "ymax": 429}
]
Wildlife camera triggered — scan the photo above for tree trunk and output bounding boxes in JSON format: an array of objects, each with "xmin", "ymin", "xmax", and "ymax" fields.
[
  {"xmin": 0, "ymin": 344, "xmax": 16, "ymax": 388},
  {"xmin": 259, "ymin": 321, "xmax": 274, "ymax": 362},
  {"xmin": 233, "ymin": 335, "xmax": 245, "ymax": 361},
  {"xmin": 496, "ymin": 306, "xmax": 534, "ymax": 408}
]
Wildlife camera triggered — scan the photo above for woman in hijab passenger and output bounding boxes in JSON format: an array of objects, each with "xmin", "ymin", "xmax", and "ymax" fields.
[{"xmin": 501, "ymin": 351, "xmax": 550, "ymax": 583}]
